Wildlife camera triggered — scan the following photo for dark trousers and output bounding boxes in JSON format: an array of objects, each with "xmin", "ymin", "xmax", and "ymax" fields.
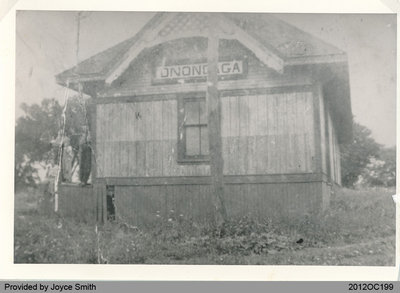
[{"xmin": 79, "ymin": 144, "xmax": 92, "ymax": 184}]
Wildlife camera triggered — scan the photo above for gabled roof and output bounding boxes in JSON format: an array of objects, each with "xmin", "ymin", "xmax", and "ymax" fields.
[
  {"xmin": 226, "ymin": 13, "xmax": 345, "ymax": 60},
  {"xmin": 56, "ymin": 12, "xmax": 346, "ymax": 86}
]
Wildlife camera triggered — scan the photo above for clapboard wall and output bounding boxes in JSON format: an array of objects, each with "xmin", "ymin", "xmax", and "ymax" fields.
[{"xmin": 95, "ymin": 88, "xmax": 315, "ymax": 178}]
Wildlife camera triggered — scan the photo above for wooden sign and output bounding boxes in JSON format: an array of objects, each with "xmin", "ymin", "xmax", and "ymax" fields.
[{"xmin": 154, "ymin": 60, "xmax": 244, "ymax": 80}]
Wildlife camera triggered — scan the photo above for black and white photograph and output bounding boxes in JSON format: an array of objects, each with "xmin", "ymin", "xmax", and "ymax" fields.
[{"xmin": 13, "ymin": 10, "xmax": 396, "ymax": 266}]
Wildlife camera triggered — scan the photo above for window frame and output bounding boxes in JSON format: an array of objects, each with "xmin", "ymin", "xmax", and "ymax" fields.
[{"xmin": 177, "ymin": 93, "xmax": 210, "ymax": 164}]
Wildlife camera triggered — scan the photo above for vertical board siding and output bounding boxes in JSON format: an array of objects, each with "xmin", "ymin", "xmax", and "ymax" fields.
[
  {"xmin": 97, "ymin": 100, "xmax": 210, "ymax": 178},
  {"xmin": 319, "ymin": 93, "xmax": 327, "ymax": 173},
  {"xmin": 221, "ymin": 91, "xmax": 315, "ymax": 175},
  {"xmin": 97, "ymin": 90, "xmax": 315, "ymax": 178},
  {"xmin": 114, "ymin": 181, "xmax": 323, "ymax": 226},
  {"xmin": 114, "ymin": 185, "xmax": 215, "ymax": 225}
]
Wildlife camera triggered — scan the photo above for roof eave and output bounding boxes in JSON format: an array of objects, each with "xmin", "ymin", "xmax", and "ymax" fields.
[
  {"xmin": 56, "ymin": 53, "xmax": 348, "ymax": 88},
  {"xmin": 285, "ymin": 53, "xmax": 347, "ymax": 66},
  {"xmin": 55, "ymin": 72, "xmax": 105, "ymax": 87}
]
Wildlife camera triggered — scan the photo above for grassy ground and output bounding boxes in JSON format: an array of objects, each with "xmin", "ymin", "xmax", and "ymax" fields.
[{"xmin": 14, "ymin": 187, "xmax": 395, "ymax": 265}]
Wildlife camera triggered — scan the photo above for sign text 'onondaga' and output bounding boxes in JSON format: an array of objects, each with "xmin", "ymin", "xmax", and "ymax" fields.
[{"xmin": 155, "ymin": 60, "xmax": 243, "ymax": 80}]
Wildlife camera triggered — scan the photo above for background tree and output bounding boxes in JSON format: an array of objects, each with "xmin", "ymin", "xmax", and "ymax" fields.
[
  {"xmin": 340, "ymin": 122, "xmax": 381, "ymax": 188},
  {"xmin": 357, "ymin": 147, "xmax": 396, "ymax": 188},
  {"xmin": 377, "ymin": 147, "xmax": 396, "ymax": 187},
  {"xmin": 15, "ymin": 97, "xmax": 88, "ymax": 190}
]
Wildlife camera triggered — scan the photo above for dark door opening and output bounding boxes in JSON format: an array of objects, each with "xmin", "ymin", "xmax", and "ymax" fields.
[{"xmin": 106, "ymin": 185, "xmax": 115, "ymax": 221}]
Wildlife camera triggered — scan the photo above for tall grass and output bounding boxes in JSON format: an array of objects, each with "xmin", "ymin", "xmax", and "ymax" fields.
[
  {"xmin": 14, "ymin": 187, "xmax": 395, "ymax": 264},
  {"xmin": 281, "ymin": 187, "xmax": 395, "ymax": 245}
]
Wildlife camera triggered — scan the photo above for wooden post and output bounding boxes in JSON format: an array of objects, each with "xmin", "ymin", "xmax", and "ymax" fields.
[
  {"xmin": 87, "ymin": 98, "xmax": 100, "ymax": 223},
  {"xmin": 207, "ymin": 16, "xmax": 227, "ymax": 223}
]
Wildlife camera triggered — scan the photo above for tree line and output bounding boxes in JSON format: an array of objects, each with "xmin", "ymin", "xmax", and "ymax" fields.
[
  {"xmin": 15, "ymin": 98, "xmax": 87, "ymax": 190},
  {"xmin": 341, "ymin": 123, "xmax": 395, "ymax": 188}
]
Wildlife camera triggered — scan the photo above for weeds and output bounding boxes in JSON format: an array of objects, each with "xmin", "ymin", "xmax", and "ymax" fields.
[{"xmin": 14, "ymin": 187, "xmax": 395, "ymax": 265}]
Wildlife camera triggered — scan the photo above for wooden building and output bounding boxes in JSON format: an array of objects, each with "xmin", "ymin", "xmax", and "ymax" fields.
[{"xmin": 56, "ymin": 12, "xmax": 352, "ymax": 224}]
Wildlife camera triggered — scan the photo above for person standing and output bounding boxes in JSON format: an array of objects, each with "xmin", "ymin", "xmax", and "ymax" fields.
[{"xmin": 79, "ymin": 131, "xmax": 92, "ymax": 186}]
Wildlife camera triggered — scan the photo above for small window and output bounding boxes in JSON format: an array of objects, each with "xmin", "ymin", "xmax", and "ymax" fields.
[{"xmin": 178, "ymin": 97, "xmax": 209, "ymax": 163}]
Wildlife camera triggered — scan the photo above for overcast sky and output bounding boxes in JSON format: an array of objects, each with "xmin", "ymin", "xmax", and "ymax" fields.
[{"xmin": 15, "ymin": 11, "xmax": 396, "ymax": 147}]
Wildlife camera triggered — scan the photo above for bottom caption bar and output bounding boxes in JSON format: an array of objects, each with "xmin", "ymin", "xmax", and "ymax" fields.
[{"xmin": 0, "ymin": 281, "xmax": 398, "ymax": 293}]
